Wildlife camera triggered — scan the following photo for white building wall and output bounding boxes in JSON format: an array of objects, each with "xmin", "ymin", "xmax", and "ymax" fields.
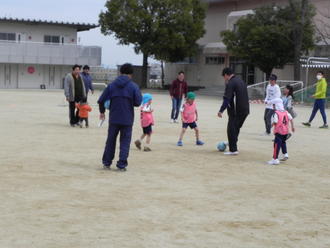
[
  {"xmin": 0, "ymin": 22, "xmax": 77, "ymax": 44},
  {"xmin": 167, "ymin": 0, "xmax": 325, "ymax": 89}
]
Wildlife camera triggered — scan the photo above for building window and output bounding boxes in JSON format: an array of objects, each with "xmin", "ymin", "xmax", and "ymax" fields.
[
  {"xmin": 175, "ymin": 57, "xmax": 197, "ymax": 64},
  {"xmin": 44, "ymin": 35, "xmax": 60, "ymax": 44},
  {"xmin": 205, "ymin": 56, "xmax": 225, "ymax": 65},
  {"xmin": 0, "ymin": 32, "xmax": 16, "ymax": 41}
]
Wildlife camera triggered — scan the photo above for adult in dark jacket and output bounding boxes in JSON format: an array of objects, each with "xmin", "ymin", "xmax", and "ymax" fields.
[
  {"xmin": 169, "ymin": 71, "xmax": 188, "ymax": 123},
  {"xmin": 218, "ymin": 68, "xmax": 250, "ymax": 155},
  {"xmin": 64, "ymin": 64, "xmax": 86, "ymax": 126},
  {"xmin": 98, "ymin": 63, "xmax": 142, "ymax": 171},
  {"xmin": 80, "ymin": 65, "xmax": 94, "ymax": 99}
]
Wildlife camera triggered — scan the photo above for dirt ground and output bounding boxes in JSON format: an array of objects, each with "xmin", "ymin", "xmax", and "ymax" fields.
[{"xmin": 0, "ymin": 89, "xmax": 329, "ymax": 248}]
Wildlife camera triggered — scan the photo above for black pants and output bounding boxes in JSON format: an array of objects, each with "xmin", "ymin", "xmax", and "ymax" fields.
[
  {"xmin": 69, "ymin": 101, "xmax": 79, "ymax": 125},
  {"xmin": 79, "ymin": 117, "xmax": 89, "ymax": 127},
  {"xmin": 68, "ymin": 96, "xmax": 82, "ymax": 125},
  {"xmin": 264, "ymin": 108, "xmax": 274, "ymax": 134},
  {"xmin": 227, "ymin": 113, "xmax": 248, "ymax": 152},
  {"xmin": 102, "ymin": 124, "xmax": 133, "ymax": 169},
  {"xmin": 273, "ymin": 133, "xmax": 288, "ymax": 159}
]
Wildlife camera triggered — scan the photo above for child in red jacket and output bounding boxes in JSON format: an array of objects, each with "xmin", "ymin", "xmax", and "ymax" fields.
[{"xmin": 76, "ymin": 98, "xmax": 92, "ymax": 128}]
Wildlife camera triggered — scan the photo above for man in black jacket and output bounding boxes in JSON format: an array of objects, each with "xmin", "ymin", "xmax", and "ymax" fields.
[{"xmin": 218, "ymin": 68, "xmax": 250, "ymax": 155}]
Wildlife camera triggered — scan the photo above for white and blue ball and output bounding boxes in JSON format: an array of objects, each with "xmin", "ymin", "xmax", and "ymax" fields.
[{"xmin": 217, "ymin": 141, "xmax": 227, "ymax": 152}]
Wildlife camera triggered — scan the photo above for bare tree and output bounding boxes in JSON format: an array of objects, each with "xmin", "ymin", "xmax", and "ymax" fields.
[{"xmin": 314, "ymin": 5, "xmax": 330, "ymax": 45}]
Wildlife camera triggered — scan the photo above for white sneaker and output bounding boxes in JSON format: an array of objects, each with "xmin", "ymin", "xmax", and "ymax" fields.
[
  {"xmin": 280, "ymin": 153, "xmax": 289, "ymax": 161},
  {"xmin": 224, "ymin": 151, "xmax": 239, "ymax": 155},
  {"xmin": 170, "ymin": 119, "xmax": 174, "ymax": 123},
  {"xmin": 261, "ymin": 132, "xmax": 271, "ymax": 136},
  {"xmin": 268, "ymin": 159, "xmax": 280, "ymax": 165},
  {"xmin": 174, "ymin": 119, "xmax": 178, "ymax": 123}
]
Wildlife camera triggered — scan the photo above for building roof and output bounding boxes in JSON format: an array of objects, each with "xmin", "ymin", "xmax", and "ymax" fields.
[
  {"xmin": 0, "ymin": 17, "xmax": 99, "ymax": 32},
  {"xmin": 300, "ymin": 57, "xmax": 330, "ymax": 68},
  {"xmin": 203, "ymin": 42, "xmax": 227, "ymax": 54}
]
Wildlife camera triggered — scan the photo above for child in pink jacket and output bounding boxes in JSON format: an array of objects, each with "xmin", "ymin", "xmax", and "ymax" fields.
[
  {"xmin": 177, "ymin": 92, "xmax": 204, "ymax": 146},
  {"xmin": 134, "ymin": 93, "xmax": 154, "ymax": 152}
]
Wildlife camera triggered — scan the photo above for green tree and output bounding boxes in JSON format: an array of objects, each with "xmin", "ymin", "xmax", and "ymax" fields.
[
  {"xmin": 99, "ymin": 0, "xmax": 206, "ymax": 88},
  {"xmin": 221, "ymin": 3, "xmax": 315, "ymax": 80},
  {"xmin": 287, "ymin": 0, "xmax": 315, "ymax": 80}
]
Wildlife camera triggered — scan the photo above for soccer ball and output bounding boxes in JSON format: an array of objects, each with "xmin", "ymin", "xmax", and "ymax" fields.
[{"xmin": 217, "ymin": 142, "xmax": 227, "ymax": 151}]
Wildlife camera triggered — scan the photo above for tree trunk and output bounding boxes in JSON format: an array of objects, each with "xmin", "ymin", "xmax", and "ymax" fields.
[
  {"xmin": 161, "ymin": 60, "xmax": 165, "ymax": 88},
  {"xmin": 141, "ymin": 53, "xmax": 148, "ymax": 88},
  {"xmin": 291, "ymin": 0, "xmax": 308, "ymax": 81}
]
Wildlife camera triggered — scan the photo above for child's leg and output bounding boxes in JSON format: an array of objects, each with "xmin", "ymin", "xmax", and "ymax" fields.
[
  {"xmin": 140, "ymin": 134, "xmax": 146, "ymax": 141},
  {"xmin": 146, "ymin": 134, "xmax": 151, "ymax": 145},
  {"xmin": 79, "ymin": 118, "xmax": 83, "ymax": 127},
  {"xmin": 194, "ymin": 127, "xmax": 200, "ymax": 141},
  {"xmin": 179, "ymin": 128, "xmax": 186, "ymax": 141},
  {"xmin": 85, "ymin": 118, "xmax": 89, "ymax": 127},
  {"xmin": 273, "ymin": 134, "xmax": 282, "ymax": 159},
  {"xmin": 281, "ymin": 136, "xmax": 287, "ymax": 155}
]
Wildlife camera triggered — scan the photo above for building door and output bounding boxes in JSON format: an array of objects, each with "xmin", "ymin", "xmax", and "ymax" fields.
[
  {"xmin": 17, "ymin": 33, "xmax": 26, "ymax": 43},
  {"xmin": 43, "ymin": 65, "xmax": 56, "ymax": 89},
  {"xmin": 230, "ymin": 57, "xmax": 255, "ymax": 85},
  {"xmin": 0, "ymin": 64, "xmax": 18, "ymax": 88}
]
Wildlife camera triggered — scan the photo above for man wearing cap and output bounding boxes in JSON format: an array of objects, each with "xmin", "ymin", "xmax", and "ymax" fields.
[
  {"xmin": 218, "ymin": 68, "xmax": 249, "ymax": 155},
  {"xmin": 264, "ymin": 74, "xmax": 281, "ymax": 135}
]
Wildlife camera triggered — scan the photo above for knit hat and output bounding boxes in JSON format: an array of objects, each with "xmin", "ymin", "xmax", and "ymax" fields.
[
  {"xmin": 187, "ymin": 92, "xmax": 196, "ymax": 100},
  {"xmin": 142, "ymin": 93, "xmax": 152, "ymax": 105}
]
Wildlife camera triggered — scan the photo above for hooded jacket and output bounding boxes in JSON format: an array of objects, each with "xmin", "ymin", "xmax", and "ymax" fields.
[{"xmin": 98, "ymin": 75, "xmax": 142, "ymax": 126}]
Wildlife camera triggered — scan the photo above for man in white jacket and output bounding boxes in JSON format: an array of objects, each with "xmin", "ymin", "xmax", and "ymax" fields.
[{"xmin": 264, "ymin": 74, "xmax": 281, "ymax": 135}]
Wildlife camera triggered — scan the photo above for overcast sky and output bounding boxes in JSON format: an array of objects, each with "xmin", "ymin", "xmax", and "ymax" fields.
[{"xmin": 0, "ymin": 0, "xmax": 158, "ymax": 68}]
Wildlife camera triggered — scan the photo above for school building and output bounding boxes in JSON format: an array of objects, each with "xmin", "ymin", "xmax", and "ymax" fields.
[
  {"xmin": 0, "ymin": 17, "xmax": 101, "ymax": 89},
  {"xmin": 164, "ymin": 0, "xmax": 330, "ymax": 89}
]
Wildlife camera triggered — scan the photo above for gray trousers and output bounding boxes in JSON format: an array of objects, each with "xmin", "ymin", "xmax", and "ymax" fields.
[{"xmin": 264, "ymin": 108, "xmax": 274, "ymax": 134}]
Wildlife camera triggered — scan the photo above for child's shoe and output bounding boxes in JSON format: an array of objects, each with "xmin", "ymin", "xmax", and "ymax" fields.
[
  {"xmin": 302, "ymin": 122, "xmax": 311, "ymax": 127},
  {"xmin": 144, "ymin": 147, "xmax": 151, "ymax": 152},
  {"xmin": 177, "ymin": 140, "xmax": 183, "ymax": 146},
  {"xmin": 280, "ymin": 153, "xmax": 289, "ymax": 161},
  {"xmin": 267, "ymin": 159, "xmax": 280, "ymax": 165},
  {"xmin": 134, "ymin": 140, "xmax": 142, "ymax": 150},
  {"xmin": 196, "ymin": 140, "xmax": 204, "ymax": 145}
]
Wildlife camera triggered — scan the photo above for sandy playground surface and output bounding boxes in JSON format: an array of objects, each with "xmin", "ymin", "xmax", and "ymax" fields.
[{"xmin": 0, "ymin": 89, "xmax": 329, "ymax": 248}]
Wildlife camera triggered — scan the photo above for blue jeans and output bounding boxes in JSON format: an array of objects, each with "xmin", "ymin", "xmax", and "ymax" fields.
[
  {"xmin": 171, "ymin": 97, "xmax": 182, "ymax": 120},
  {"xmin": 102, "ymin": 124, "xmax": 132, "ymax": 169},
  {"xmin": 308, "ymin": 99, "xmax": 327, "ymax": 124}
]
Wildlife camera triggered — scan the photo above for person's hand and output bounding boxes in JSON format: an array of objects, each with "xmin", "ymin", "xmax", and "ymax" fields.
[
  {"xmin": 292, "ymin": 127, "xmax": 295, "ymax": 133},
  {"xmin": 66, "ymin": 97, "xmax": 69, "ymax": 102},
  {"xmin": 310, "ymin": 95, "xmax": 315, "ymax": 98},
  {"xmin": 100, "ymin": 113, "xmax": 105, "ymax": 120},
  {"xmin": 91, "ymin": 90, "xmax": 94, "ymax": 94},
  {"xmin": 218, "ymin": 112, "xmax": 223, "ymax": 118}
]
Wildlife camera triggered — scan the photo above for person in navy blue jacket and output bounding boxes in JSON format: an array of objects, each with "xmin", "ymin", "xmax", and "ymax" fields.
[
  {"xmin": 98, "ymin": 63, "xmax": 142, "ymax": 171},
  {"xmin": 81, "ymin": 65, "xmax": 94, "ymax": 99}
]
